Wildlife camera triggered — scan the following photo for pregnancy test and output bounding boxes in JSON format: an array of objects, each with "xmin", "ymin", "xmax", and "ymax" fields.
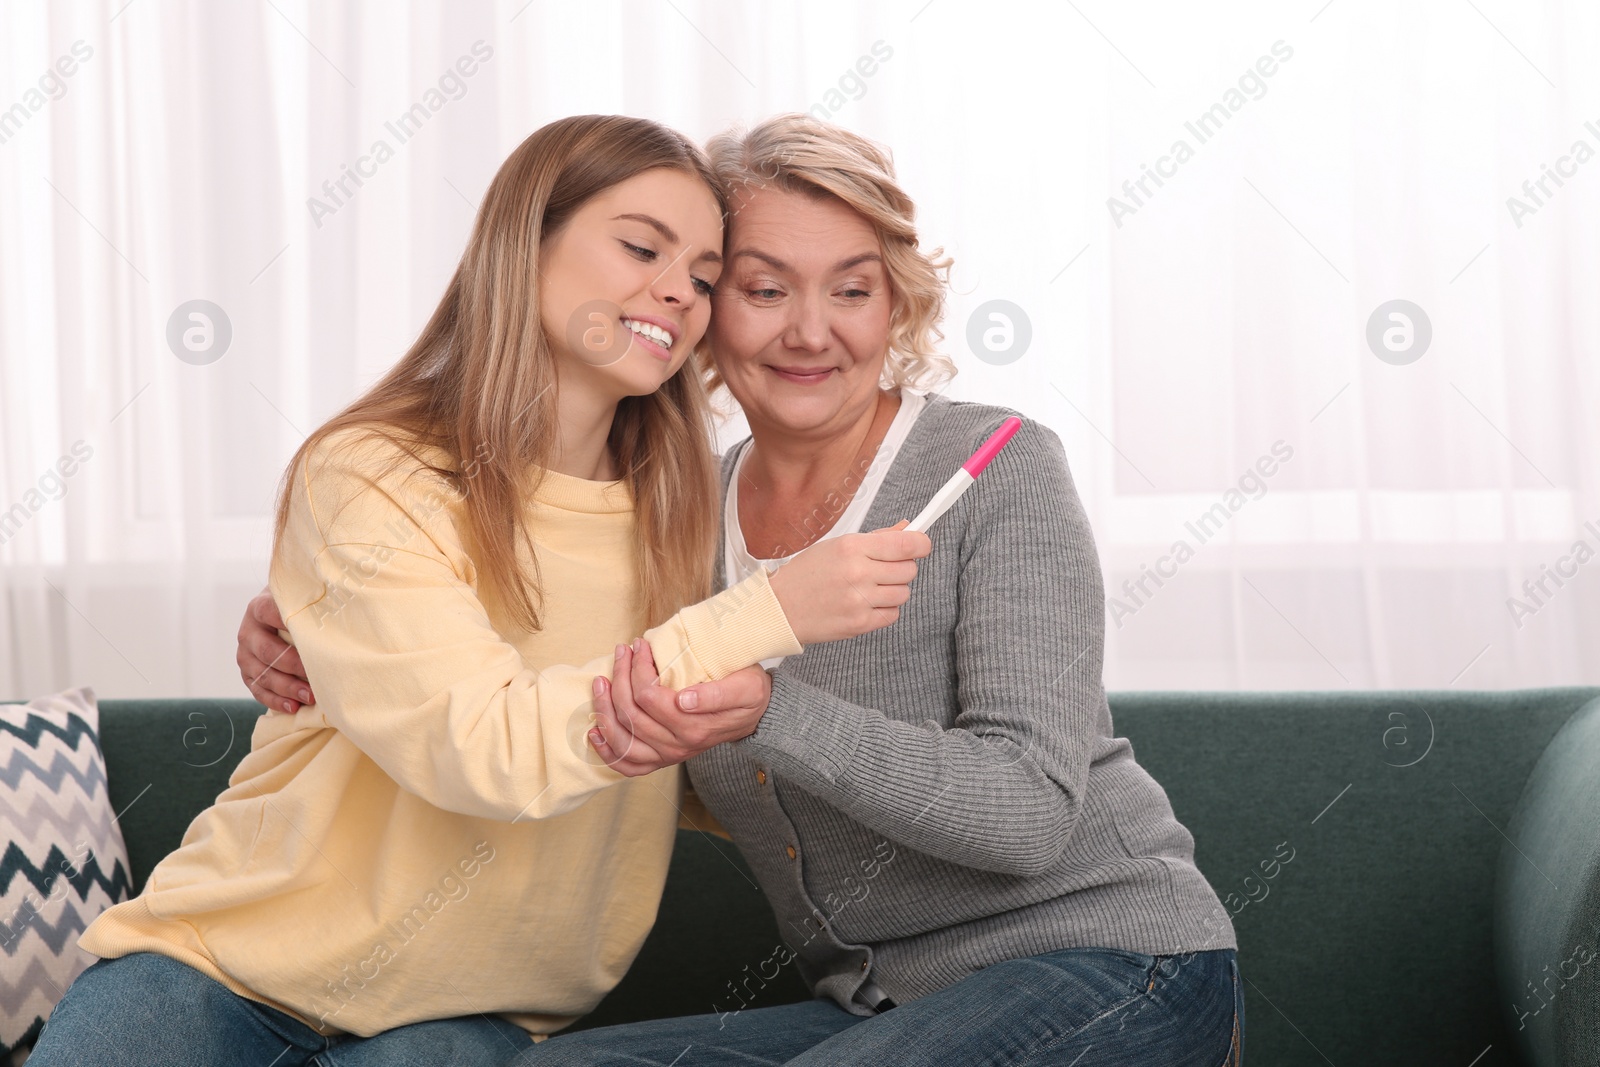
[{"xmin": 906, "ymin": 417, "xmax": 1022, "ymax": 533}]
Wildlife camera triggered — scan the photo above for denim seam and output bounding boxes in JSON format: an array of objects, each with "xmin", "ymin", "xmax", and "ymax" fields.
[
  {"xmin": 1027, "ymin": 953, "xmax": 1237, "ymax": 1066},
  {"xmin": 1028, "ymin": 956, "xmax": 1159, "ymax": 1062},
  {"xmin": 1221, "ymin": 958, "xmax": 1241, "ymax": 1067}
]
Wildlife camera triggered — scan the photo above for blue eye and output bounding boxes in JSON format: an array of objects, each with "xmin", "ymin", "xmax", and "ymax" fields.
[{"xmin": 693, "ymin": 278, "xmax": 717, "ymax": 297}]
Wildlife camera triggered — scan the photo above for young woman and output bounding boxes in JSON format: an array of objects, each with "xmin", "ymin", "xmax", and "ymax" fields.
[
  {"xmin": 29, "ymin": 115, "xmax": 928, "ymax": 1067},
  {"xmin": 240, "ymin": 115, "xmax": 1243, "ymax": 1065}
]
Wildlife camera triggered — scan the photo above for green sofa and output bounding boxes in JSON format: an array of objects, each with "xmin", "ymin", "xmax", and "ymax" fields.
[{"xmin": 94, "ymin": 688, "xmax": 1600, "ymax": 1065}]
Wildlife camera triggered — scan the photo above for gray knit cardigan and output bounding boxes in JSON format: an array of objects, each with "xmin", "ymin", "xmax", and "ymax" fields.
[{"xmin": 688, "ymin": 394, "xmax": 1235, "ymax": 1015}]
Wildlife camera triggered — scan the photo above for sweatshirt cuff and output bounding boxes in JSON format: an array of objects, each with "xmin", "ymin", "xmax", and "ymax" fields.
[
  {"xmin": 741, "ymin": 670, "xmax": 864, "ymax": 784},
  {"xmin": 674, "ymin": 566, "xmax": 802, "ymax": 680}
]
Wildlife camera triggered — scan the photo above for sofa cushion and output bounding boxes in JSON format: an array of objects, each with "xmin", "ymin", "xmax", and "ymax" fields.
[
  {"xmin": 1101, "ymin": 687, "xmax": 1600, "ymax": 1066},
  {"xmin": 0, "ymin": 688, "xmax": 132, "ymax": 1055},
  {"xmin": 94, "ymin": 689, "xmax": 1600, "ymax": 1064},
  {"xmin": 1496, "ymin": 694, "xmax": 1600, "ymax": 1067},
  {"xmin": 94, "ymin": 699, "xmax": 262, "ymax": 895}
]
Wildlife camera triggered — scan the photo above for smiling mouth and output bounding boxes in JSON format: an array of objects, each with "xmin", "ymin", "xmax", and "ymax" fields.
[
  {"xmin": 769, "ymin": 366, "xmax": 836, "ymax": 383},
  {"xmin": 621, "ymin": 317, "xmax": 675, "ymax": 362}
]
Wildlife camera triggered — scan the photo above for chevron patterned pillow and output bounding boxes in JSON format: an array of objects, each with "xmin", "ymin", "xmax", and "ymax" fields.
[{"xmin": 0, "ymin": 688, "xmax": 131, "ymax": 1057}]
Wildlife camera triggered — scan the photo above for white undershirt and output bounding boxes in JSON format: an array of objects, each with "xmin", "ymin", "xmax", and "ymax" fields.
[{"xmin": 724, "ymin": 388, "xmax": 928, "ymax": 669}]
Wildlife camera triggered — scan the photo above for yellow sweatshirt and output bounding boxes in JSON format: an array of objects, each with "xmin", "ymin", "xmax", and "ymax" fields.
[{"xmin": 79, "ymin": 430, "xmax": 801, "ymax": 1038}]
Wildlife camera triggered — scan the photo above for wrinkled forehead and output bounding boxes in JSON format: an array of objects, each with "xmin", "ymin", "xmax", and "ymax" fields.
[{"xmin": 723, "ymin": 184, "xmax": 881, "ymax": 268}]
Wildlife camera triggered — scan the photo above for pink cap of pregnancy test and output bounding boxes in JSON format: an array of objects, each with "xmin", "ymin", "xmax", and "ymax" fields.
[{"xmin": 962, "ymin": 417, "xmax": 1023, "ymax": 477}]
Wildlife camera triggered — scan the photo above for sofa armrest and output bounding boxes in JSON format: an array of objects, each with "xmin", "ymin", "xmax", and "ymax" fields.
[{"xmin": 1495, "ymin": 695, "xmax": 1600, "ymax": 1066}]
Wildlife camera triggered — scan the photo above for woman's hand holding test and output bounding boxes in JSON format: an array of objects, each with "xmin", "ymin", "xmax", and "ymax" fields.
[{"xmin": 589, "ymin": 520, "xmax": 928, "ymax": 775}]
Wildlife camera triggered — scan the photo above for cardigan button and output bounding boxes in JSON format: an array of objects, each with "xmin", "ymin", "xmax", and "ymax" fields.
[
  {"xmin": 860, "ymin": 959, "xmax": 869, "ymax": 970},
  {"xmin": 785, "ymin": 844, "xmax": 797, "ymax": 860},
  {"xmin": 756, "ymin": 769, "xmax": 768, "ymax": 785}
]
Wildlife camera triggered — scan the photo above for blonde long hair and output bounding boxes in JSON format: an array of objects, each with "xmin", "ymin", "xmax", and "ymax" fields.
[
  {"xmin": 701, "ymin": 113, "xmax": 956, "ymax": 394},
  {"xmin": 275, "ymin": 115, "xmax": 725, "ymax": 631}
]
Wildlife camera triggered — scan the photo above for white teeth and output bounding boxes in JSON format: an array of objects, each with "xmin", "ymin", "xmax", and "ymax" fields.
[{"xmin": 623, "ymin": 318, "xmax": 673, "ymax": 349}]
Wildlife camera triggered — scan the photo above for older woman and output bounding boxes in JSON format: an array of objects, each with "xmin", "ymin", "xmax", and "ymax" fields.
[{"xmin": 241, "ymin": 115, "xmax": 1242, "ymax": 1065}]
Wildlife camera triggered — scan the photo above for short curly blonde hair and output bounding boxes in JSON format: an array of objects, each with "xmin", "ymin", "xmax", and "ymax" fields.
[{"xmin": 700, "ymin": 114, "xmax": 956, "ymax": 395}]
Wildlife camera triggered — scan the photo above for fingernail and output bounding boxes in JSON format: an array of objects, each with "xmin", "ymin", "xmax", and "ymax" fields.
[
  {"xmin": 678, "ymin": 690, "xmax": 699, "ymax": 711},
  {"xmin": 593, "ymin": 676, "xmax": 604, "ymax": 697},
  {"xmin": 284, "ymin": 701, "xmax": 297, "ymax": 714},
  {"xmin": 615, "ymin": 644, "xmax": 625, "ymax": 660},
  {"xmin": 631, "ymin": 637, "xmax": 642, "ymax": 654},
  {"xmin": 588, "ymin": 728, "xmax": 603, "ymax": 746},
  {"xmin": 298, "ymin": 689, "xmax": 311, "ymax": 703}
]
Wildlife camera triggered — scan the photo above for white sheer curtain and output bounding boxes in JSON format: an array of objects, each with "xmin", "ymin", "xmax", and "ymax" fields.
[{"xmin": 1, "ymin": 0, "xmax": 1595, "ymax": 700}]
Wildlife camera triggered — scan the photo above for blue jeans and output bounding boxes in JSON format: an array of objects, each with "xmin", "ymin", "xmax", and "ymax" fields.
[
  {"xmin": 520, "ymin": 947, "xmax": 1242, "ymax": 1066},
  {"xmin": 28, "ymin": 952, "xmax": 532, "ymax": 1066}
]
